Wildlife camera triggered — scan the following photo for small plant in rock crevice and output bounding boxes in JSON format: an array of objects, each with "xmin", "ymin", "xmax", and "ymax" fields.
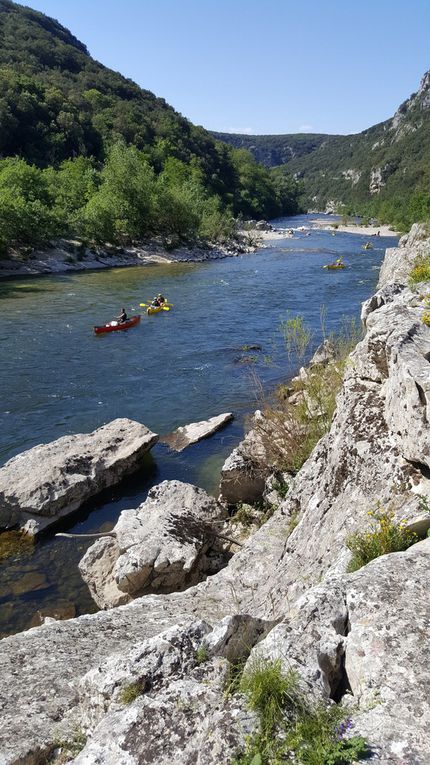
[
  {"xmin": 409, "ymin": 254, "xmax": 430, "ymax": 286},
  {"xmin": 195, "ymin": 645, "xmax": 209, "ymax": 664},
  {"xmin": 119, "ymin": 680, "xmax": 145, "ymax": 705},
  {"xmin": 49, "ymin": 728, "xmax": 87, "ymax": 763},
  {"xmin": 346, "ymin": 507, "xmax": 418, "ymax": 572},
  {"xmin": 232, "ymin": 659, "xmax": 368, "ymax": 765}
]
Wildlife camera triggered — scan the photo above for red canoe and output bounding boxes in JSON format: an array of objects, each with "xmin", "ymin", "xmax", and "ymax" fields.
[{"xmin": 94, "ymin": 315, "xmax": 141, "ymax": 335}]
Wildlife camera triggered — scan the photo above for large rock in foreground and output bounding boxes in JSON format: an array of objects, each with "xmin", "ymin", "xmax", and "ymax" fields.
[
  {"xmin": 79, "ymin": 480, "xmax": 229, "ymax": 609},
  {"xmin": 0, "ymin": 419, "xmax": 158, "ymax": 535}
]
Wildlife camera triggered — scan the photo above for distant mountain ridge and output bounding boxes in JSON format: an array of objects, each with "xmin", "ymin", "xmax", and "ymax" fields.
[
  {"xmin": 213, "ymin": 71, "xmax": 430, "ymax": 227},
  {"xmin": 210, "ymin": 132, "xmax": 339, "ymax": 167}
]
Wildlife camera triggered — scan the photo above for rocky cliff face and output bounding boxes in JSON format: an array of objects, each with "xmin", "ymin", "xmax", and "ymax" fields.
[{"xmin": 1, "ymin": 229, "xmax": 430, "ymax": 764}]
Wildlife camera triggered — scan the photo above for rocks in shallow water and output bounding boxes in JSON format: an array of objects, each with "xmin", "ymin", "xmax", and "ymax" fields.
[
  {"xmin": 30, "ymin": 601, "xmax": 76, "ymax": 628},
  {"xmin": 161, "ymin": 412, "xmax": 233, "ymax": 452},
  {"xmin": 79, "ymin": 480, "xmax": 228, "ymax": 608},
  {"xmin": 0, "ymin": 418, "xmax": 158, "ymax": 535}
]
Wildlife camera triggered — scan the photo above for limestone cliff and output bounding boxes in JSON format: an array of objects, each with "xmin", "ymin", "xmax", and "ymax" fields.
[{"xmin": 1, "ymin": 227, "xmax": 430, "ymax": 764}]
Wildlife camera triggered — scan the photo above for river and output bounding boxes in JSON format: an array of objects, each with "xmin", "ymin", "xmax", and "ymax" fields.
[{"xmin": 0, "ymin": 214, "xmax": 398, "ymax": 637}]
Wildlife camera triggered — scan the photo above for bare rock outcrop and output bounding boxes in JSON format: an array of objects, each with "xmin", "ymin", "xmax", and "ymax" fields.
[
  {"xmin": 79, "ymin": 481, "xmax": 229, "ymax": 608},
  {"xmin": 377, "ymin": 222, "xmax": 430, "ymax": 288},
  {"xmin": 218, "ymin": 410, "xmax": 271, "ymax": 504},
  {"xmin": 0, "ymin": 418, "xmax": 158, "ymax": 535},
  {"xmin": 248, "ymin": 539, "xmax": 430, "ymax": 762},
  {"xmin": 161, "ymin": 412, "xmax": 233, "ymax": 451}
]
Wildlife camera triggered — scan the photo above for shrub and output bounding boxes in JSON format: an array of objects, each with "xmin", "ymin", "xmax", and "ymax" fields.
[
  {"xmin": 253, "ymin": 315, "xmax": 362, "ymax": 475},
  {"xmin": 409, "ymin": 254, "xmax": 430, "ymax": 286},
  {"xmin": 346, "ymin": 507, "xmax": 417, "ymax": 572},
  {"xmin": 240, "ymin": 660, "xmax": 300, "ymax": 736},
  {"xmin": 233, "ymin": 503, "xmax": 257, "ymax": 527},
  {"xmin": 50, "ymin": 728, "xmax": 87, "ymax": 763}
]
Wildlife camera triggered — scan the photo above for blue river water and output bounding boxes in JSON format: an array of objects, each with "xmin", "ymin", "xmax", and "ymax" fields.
[{"xmin": 0, "ymin": 214, "xmax": 398, "ymax": 636}]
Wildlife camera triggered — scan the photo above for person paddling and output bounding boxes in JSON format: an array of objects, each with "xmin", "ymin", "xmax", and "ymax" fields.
[
  {"xmin": 116, "ymin": 307, "xmax": 128, "ymax": 323},
  {"xmin": 151, "ymin": 294, "xmax": 165, "ymax": 307}
]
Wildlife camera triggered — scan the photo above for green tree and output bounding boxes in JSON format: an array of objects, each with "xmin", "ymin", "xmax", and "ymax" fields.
[
  {"xmin": 0, "ymin": 157, "xmax": 59, "ymax": 255},
  {"xmin": 84, "ymin": 142, "xmax": 156, "ymax": 243}
]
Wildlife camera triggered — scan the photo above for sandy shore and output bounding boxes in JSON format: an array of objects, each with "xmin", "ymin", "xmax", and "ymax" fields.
[{"xmin": 308, "ymin": 219, "xmax": 399, "ymax": 237}]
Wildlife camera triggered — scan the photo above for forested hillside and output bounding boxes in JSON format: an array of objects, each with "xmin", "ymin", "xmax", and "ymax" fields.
[
  {"xmin": 214, "ymin": 71, "xmax": 430, "ymax": 230},
  {"xmin": 0, "ymin": 0, "xmax": 301, "ymax": 255},
  {"xmin": 210, "ymin": 132, "xmax": 338, "ymax": 167}
]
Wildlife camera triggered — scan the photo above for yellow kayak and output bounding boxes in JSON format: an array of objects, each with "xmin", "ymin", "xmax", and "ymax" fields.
[
  {"xmin": 139, "ymin": 300, "xmax": 170, "ymax": 315},
  {"xmin": 146, "ymin": 304, "xmax": 164, "ymax": 315},
  {"xmin": 323, "ymin": 263, "xmax": 345, "ymax": 270}
]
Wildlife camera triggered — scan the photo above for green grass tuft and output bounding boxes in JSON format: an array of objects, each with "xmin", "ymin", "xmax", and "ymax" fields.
[
  {"xmin": 119, "ymin": 680, "xmax": 145, "ymax": 705},
  {"xmin": 233, "ymin": 660, "xmax": 368, "ymax": 765},
  {"xmin": 346, "ymin": 507, "xmax": 417, "ymax": 572}
]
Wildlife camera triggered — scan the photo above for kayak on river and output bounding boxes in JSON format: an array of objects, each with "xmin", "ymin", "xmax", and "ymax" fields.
[
  {"xmin": 139, "ymin": 296, "xmax": 172, "ymax": 315},
  {"xmin": 94, "ymin": 315, "xmax": 141, "ymax": 334},
  {"xmin": 323, "ymin": 257, "xmax": 345, "ymax": 270}
]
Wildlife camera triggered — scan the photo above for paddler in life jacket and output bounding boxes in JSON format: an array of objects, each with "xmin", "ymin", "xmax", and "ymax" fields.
[
  {"xmin": 116, "ymin": 307, "xmax": 128, "ymax": 323},
  {"xmin": 151, "ymin": 294, "xmax": 165, "ymax": 307}
]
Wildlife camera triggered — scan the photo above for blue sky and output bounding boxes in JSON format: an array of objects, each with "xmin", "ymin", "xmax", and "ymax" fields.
[{"xmin": 28, "ymin": 0, "xmax": 430, "ymax": 135}]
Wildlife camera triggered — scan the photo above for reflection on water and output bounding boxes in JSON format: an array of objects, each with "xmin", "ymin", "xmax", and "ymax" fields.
[{"xmin": 0, "ymin": 215, "xmax": 398, "ymax": 637}]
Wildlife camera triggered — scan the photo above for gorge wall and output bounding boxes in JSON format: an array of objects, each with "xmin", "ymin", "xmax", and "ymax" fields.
[{"xmin": 1, "ymin": 226, "xmax": 430, "ymax": 764}]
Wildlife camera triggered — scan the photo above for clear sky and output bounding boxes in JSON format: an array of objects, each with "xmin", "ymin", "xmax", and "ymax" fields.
[{"xmin": 27, "ymin": 0, "xmax": 430, "ymax": 136}]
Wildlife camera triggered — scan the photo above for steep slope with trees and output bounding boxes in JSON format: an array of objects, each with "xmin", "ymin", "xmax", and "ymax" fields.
[
  {"xmin": 0, "ymin": 0, "xmax": 301, "ymax": 256},
  {"xmin": 214, "ymin": 71, "xmax": 430, "ymax": 230}
]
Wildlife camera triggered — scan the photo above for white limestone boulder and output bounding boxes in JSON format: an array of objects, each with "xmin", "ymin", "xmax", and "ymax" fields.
[
  {"xmin": 219, "ymin": 411, "xmax": 271, "ymax": 505},
  {"xmin": 161, "ymin": 412, "xmax": 233, "ymax": 452},
  {"xmin": 0, "ymin": 419, "xmax": 158, "ymax": 535},
  {"xmin": 79, "ymin": 480, "xmax": 228, "ymax": 608}
]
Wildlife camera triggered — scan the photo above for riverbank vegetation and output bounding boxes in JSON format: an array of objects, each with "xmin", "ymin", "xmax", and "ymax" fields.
[
  {"xmin": 254, "ymin": 316, "xmax": 361, "ymax": 475},
  {"xmin": 0, "ymin": 1, "xmax": 301, "ymax": 256}
]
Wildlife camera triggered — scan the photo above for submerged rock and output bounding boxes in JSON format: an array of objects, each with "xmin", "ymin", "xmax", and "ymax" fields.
[
  {"xmin": 0, "ymin": 418, "xmax": 158, "ymax": 535},
  {"xmin": 79, "ymin": 480, "xmax": 228, "ymax": 609},
  {"xmin": 161, "ymin": 412, "xmax": 233, "ymax": 452}
]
